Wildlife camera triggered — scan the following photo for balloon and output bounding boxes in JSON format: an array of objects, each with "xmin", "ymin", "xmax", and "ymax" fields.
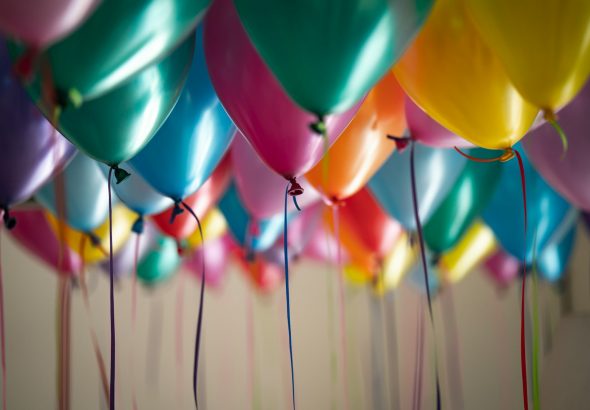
[
  {"xmin": 394, "ymin": 0, "xmax": 538, "ymax": 149},
  {"xmin": 537, "ymin": 225, "xmax": 576, "ymax": 283},
  {"xmin": 523, "ymin": 82, "xmax": 590, "ymax": 211},
  {"xmin": 22, "ymin": 36, "xmax": 195, "ymax": 167},
  {"xmin": 0, "ymin": 0, "xmax": 97, "ymax": 47},
  {"xmin": 373, "ymin": 232, "xmax": 417, "ymax": 295},
  {"xmin": 482, "ymin": 148, "xmax": 575, "ymax": 264},
  {"xmin": 342, "ymin": 264, "xmax": 372, "ymax": 287},
  {"xmin": 406, "ymin": 250, "xmax": 440, "ymax": 295},
  {"xmin": 185, "ymin": 208, "xmax": 227, "ymax": 250},
  {"xmin": 368, "ymin": 144, "xmax": 465, "ymax": 231},
  {"xmin": 484, "ymin": 250, "xmax": 520, "ymax": 288},
  {"xmin": 236, "ymin": 255, "xmax": 283, "ymax": 293},
  {"xmin": 305, "ymin": 73, "xmax": 406, "ymax": 202},
  {"xmin": 302, "ymin": 226, "xmax": 346, "ymax": 266},
  {"xmin": 218, "ymin": 183, "xmax": 291, "ymax": 253},
  {"xmin": 203, "ymin": 0, "xmax": 359, "ymax": 179},
  {"xmin": 45, "ymin": 204, "xmax": 135, "ymax": 264},
  {"xmin": 9, "ymin": 0, "xmax": 210, "ymax": 102},
  {"xmin": 231, "ymin": 133, "xmax": 321, "ymax": 220},
  {"xmin": 233, "ymin": 0, "xmax": 434, "ymax": 115},
  {"xmin": 405, "ymin": 97, "xmax": 471, "ymax": 148},
  {"xmin": 137, "ymin": 236, "xmax": 180, "ymax": 286},
  {"xmin": 438, "ymin": 221, "xmax": 497, "ymax": 284},
  {"xmin": 0, "ymin": 42, "xmax": 75, "ymax": 213},
  {"xmin": 36, "ymin": 153, "xmax": 109, "ymax": 232},
  {"xmin": 184, "ymin": 234, "xmax": 232, "ymax": 288},
  {"xmin": 130, "ymin": 28, "xmax": 234, "ymax": 200},
  {"xmin": 423, "ymin": 149, "xmax": 502, "ymax": 253},
  {"xmin": 152, "ymin": 155, "xmax": 231, "ymax": 240},
  {"xmin": 464, "ymin": 0, "xmax": 590, "ymax": 113},
  {"xmin": 10, "ymin": 208, "xmax": 81, "ymax": 275}
]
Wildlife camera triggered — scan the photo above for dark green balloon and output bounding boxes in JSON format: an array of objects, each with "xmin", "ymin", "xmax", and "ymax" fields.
[
  {"xmin": 50, "ymin": 37, "xmax": 194, "ymax": 166},
  {"xmin": 11, "ymin": 0, "xmax": 209, "ymax": 102},
  {"xmin": 138, "ymin": 236, "xmax": 181, "ymax": 285},
  {"xmin": 234, "ymin": 0, "xmax": 433, "ymax": 115},
  {"xmin": 423, "ymin": 149, "xmax": 502, "ymax": 254}
]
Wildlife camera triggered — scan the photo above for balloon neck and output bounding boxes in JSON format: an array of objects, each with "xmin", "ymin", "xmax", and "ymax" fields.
[
  {"xmin": 387, "ymin": 135, "xmax": 411, "ymax": 152},
  {"xmin": 287, "ymin": 178, "xmax": 304, "ymax": 196},
  {"xmin": 499, "ymin": 148, "xmax": 515, "ymax": 163},
  {"xmin": 131, "ymin": 215, "xmax": 144, "ymax": 234},
  {"xmin": 87, "ymin": 232, "xmax": 101, "ymax": 247},
  {"xmin": 175, "ymin": 239, "xmax": 186, "ymax": 256},
  {"xmin": 112, "ymin": 165, "xmax": 130, "ymax": 184},
  {"xmin": 169, "ymin": 201, "xmax": 184, "ymax": 225},
  {"xmin": 1, "ymin": 208, "xmax": 16, "ymax": 230},
  {"xmin": 542, "ymin": 109, "xmax": 557, "ymax": 122},
  {"xmin": 430, "ymin": 253, "xmax": 442, "ymax": 266},
  {"xmin": 309, "ymin": 115, "xmax": 327, "ymax": 135},
  {"xmin": 12, "ymin": 46, "xmax": 40, "ymax": 83}
]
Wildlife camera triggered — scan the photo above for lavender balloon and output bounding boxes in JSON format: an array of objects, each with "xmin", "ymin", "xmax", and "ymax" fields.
[{"xmin": 184, "ymin": 234, "xmax": 232, "ymax": 288}]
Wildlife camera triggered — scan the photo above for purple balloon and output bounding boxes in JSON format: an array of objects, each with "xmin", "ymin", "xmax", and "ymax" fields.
[
  {"xmin": 0, "ymin": 42, "xmax": 75, "ymax": 211},
  {"xmin": 184, "ymin": 234, "xmax": 232, "ymax": 288},
  {"xmin": 524, "ymin": 81, "xmax": 590, "ymax": 210}
]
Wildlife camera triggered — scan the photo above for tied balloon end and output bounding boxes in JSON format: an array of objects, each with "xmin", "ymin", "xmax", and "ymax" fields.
[
  {"xmin": 170, "ymin": 202, "xmax": 184, "ymax": 225},
  {"xmin": 131, "ymin": 216, "xmax": 144, "ymax": 234},
  {"xmin": 112, "ymin": 165, "xmax": 130, "ymax": 184},
  {"xmin": 543, "ymin": 110, "xmax": 568, "ymax": 159},
  {"xmin": 11, "ymin": 46, "xmax": 39, "ymax": 83},
  {"xmin": 1, "ymin": 208, "xmax": 16, "ymax": 230},
  {"xmin": 454, "ymin": 146, "xmax": 515, "ymax": 163},
  {"xmin": 288, "ymin": 178, "xmax": 304, "ymax": 197},
  {"xmin": 309, "ymin": 115, "xmax": 327, "ymax": 136},
  {"xmin": 87, "ymin": 231, "xmax": 101, "ymax": 248},
  {"xmin": 387, "ymin": 135, "xmax": 410, "ymax": 153}
]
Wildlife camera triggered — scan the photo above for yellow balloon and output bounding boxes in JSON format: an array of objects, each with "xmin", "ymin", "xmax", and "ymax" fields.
[
  {"xmin": 185, "ymin": 208, "xmax": 227, "ymax": 250},
  {"xmin": 438, "ymin": 221, "xmax": 496, "ymax": 284},
  {"xmin": 343, "ymin": 264, "xmax": 372, "ymax": 286},
  {"xmin": 464, "ymin": 0, "xmax": 590, "ymax": 112},
  {"xmin": 373, "ymin": 232, "xmax": 417, "ymax": 295},
  {"xmin": 46, "ymin": 205, "xmax": 135, "ymax": 263},
  {"xmin": 394, "ymin": 0, "xmax": 538, "ymax": 149}
]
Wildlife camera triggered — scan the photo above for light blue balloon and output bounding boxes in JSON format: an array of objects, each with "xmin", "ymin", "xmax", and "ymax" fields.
[
  {"xmin": 536, "ymin": 225, "xmax": 576, "ymax": 283},
  {"xmin": 368, "ymin": 144, "xmax": 465, "ymax": 231},
  {"xmin": 219, "ymin": 183, "xmax": 292, "ymax": 252},
  {"xmin": 137, "ymin": 236, "xmax": 180, "ymax": 286},
  {"xmin": 36, "ymin": 153, "xmax": 110, "ymax": 232},
  {"xmin": 130, "ymin": 26, "xmax": 234, "ymax": 201},
  {"xmin": 482, "ymin": 147, "xmax": 572, "ymax": 265}
]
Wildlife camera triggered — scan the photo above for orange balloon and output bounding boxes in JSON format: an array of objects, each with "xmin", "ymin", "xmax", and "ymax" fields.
[{"xmin": 306, "ymin": 72, "xmax": 406, "ymax": 202}]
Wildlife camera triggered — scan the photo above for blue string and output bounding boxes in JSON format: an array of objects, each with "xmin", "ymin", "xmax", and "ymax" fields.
[
  {"xmin": 107, "ymin": 167, "xmax": 116, "ymax": 410},
  {"xmin": 284, "ymin": 183, "xmax": 296, "ymax": 409}
]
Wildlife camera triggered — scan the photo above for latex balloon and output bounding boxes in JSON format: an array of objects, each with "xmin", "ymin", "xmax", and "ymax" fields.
[
  {"xmin": 0, "ymin": 42, "xmax": 75, "ymax": 213},
  {"xmin": 152, "ymin": 155, "xmax": 231, "ymax": 240},
  {"xmin": 233, "ymin": 0, "xmax": 433, "ymax": 115},
  {"xmin": 305, "ymin": 73, "xmax": 406, "ymax": 202},
  {"xmin": 368, "ymin": 143, "xmax": 465, "ymax": 231},
  {"xmin": 423, "ymin": 149, "xmax": 502, "ymax": 253},
  {"xmin": 10, "ymin": 208, "xmax": 81, "ymax": 275},
  {"xmin": 203, "ymin": 0, "xmax": 359, "ymax": 179},
  {"xmin": 484, "ymin": 250, "xmax": 520, "ymax": 288},
  {"xmin": 231, "ymin": 133, "xmax": 321, "ymax": 220},
  {"xmin": 45, "ymin": 204, "xmax": 135, "ymax": 264},
  {"xmin": 23, "ymin": 36, "xmax": 195, "ymax": 167},
  {"xmin": 131, "ymin": 28, "xmax": 234, "ymax": 200},
  {"xmin": 137, "ymin": 236, "xmax": 180, "ymax": 286},
  {"xmin": 394, "ymin": 0, "xmax": 538, "ymax": 149},
  {"xmin": 9, "ymin": 0, "xmax": 210, "ymax": 102},
  {"xmin": 438, "ymin": 221, "xmax": 497, "ymax": 284},
  {"xmin": 405, "ymin": 97, "xmax": 471, "ymax": 148},
  {"xmin": 185, "ymin": 234, "xmax": 232, "ymax": 288},
  {"xmin": 185, "ymin": 208, "xmax": 227, "ymax": 250},
  {"xmin": 343, "ymin": 265, "xmax": 372, "ymax": 287},
  {"xmin": 237, "ymin": 256, "xmax": 283, "ymax": 293},
  {"xmin": 36, "ymin": 153, "xmax": 109, "ymax": 232},
  {"xmin": 537, "ymin": 226, "xmax": 576, "ymax": 283},
  {"xmin": 464, "ymin": 0, "xmax": 590, "ymax": 113},
  {"xmin": 373, "ymin": 232, "xmax": 417, "ymax": 295},
  {"xmin": 0, "ymin": 0, "xmax": 97, "ymax": 47},
  {"xmin": 482, "ymin": 148, "xmax": 574, "ymax": 264},
  {"xmin": 523, "ymin": 82, "xmax": 590, "ymax": 211}
]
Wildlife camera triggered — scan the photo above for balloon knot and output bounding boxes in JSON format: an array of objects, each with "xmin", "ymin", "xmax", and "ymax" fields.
[
  {"xmin": 170, "ymin": 201, "xmax": 184, "ymax": 225},
  {"xmin": 87, "ymin": 232, "xmax": 101, "ymax": 247},
  {"xmin": 309, "ymin": 115, "xmax": 327, "ymax": 135},
  {"xmin": 454, "ymin": 146, "xmax": 515, "ymax": 163},
  {"xmin": 387, "ymin": 135, "xmax": 411, "ymax": 152},
  {"xmin": 112, "ymin": 165, "xmax": 130, "ymax": 184},
  {"xmin": 288, "ymin": 178, "xmax": 304, "ymax": 197},
  {"xmin": 1, "ymin": 207, "xmax": 16, "ymax": 230},
  {"xmin": 175, "ymin": 239, "xmax": 186, "ymax": 256},
  {"xmin": 131, "ymin": 215, "xmax": 144, "ymax": 234},
  {"xmin": 11, "ymin": 47, "xmax": 39, "ymax": 83},
  {"xmin": 542, "ymin": 109, "xmax": 557, "ymax": 122},
  {"xmin": 499, "ymin": 148, "xmax": 515, "ymax": 163},
  {"xmin": 430, "ymin": 253, "xmax": 442, "ymax": 266}
]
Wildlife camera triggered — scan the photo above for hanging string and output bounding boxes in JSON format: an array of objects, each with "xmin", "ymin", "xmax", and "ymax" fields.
[
  {"xmin": 411, "ymin": 303, "xmax": 424, "ymax": 410},
  {"xmin": 531, "ymin": 233, "xmax": 541, "ymax": 410},
  {"xmin": 377, "ymin": 293, "xmax": 392, "ymax": 410},
  {"xmin": 131, "ymin": 232, "xmax": 141, "ymax": 410},
  {"xmin": 247, "ymin": 294, "xmax": 256, "ymax": 410},
  {"xmin": 107, "ymin": 167, "xmax": 116, "ymax": 410},
  {"xmin": 543, "ymin": 110, "xmax": 568, "ymax": 156},
  {"xmin": 324, "ymin": 228, "xmax": 338, "ymax": 410},
  {"xmin": 58, "ymin": 276, "xmax": 72, "ymax": 410},
  {"xmin": 441, "ymin": 288, "xmax": 464, "ymax": 410},
  {"xmin": 174, "ymin": 273, "xmax": 186, "ymax": 409},
  {"xmin": 0, "ymin": 228, "xmax": 6, "ymax": 410}
]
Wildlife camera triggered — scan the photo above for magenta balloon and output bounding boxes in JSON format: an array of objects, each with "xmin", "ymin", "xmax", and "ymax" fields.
[
  {"xmin": 184, "ymin": 234, "xmax": 232, "ymax": 288},
  {"xmin": 0, "ymin": 0, "xmax": 97, "ymax": 47},
  {"xmin": 231, "ymin": 132, "xmax": 321, "ymax": 220},
  {"xmin": 10, "ymin": 208, "xmax": 81, "ymax": 276},
  {"xmin": 523, "ymin": 81, "xmax": 590, "ymax": 211},
  {"xmin": 483, "ymin": 250, "xmax": 519, "ymax": 288},
  {"xmin": 203, "ymin": 0, "xmax": 360, "ymax": 179},
  {"xmin": 405, "ymin": 97, "xmax": 471, "ymax": 148}
]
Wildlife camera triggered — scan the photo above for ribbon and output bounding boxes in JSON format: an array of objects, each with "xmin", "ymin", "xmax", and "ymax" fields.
[{"xmin": 107, "ymin": 167, "xmax": 116, "ymax": 410}]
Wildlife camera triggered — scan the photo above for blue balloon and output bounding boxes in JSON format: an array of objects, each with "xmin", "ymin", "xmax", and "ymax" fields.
[
  {"xmin": 218, "ymin": 183, "xmax": 292, "ymax": 252},
  {"xmin": 536, "ymin": 225, "xmax": 576, "ymax": 283},
  {"xmin": 36, "ymin": 153, "xmax": 111, "ymax": 232},
  {"xmin": 368, "ymin": 144, "xmax": 465, "ymax": 231},
  {"xmin": 482, "ymin": 147, "xmax": 572, "ymax": 264},
  {"xmin": 130, "ymin": 27, "xmax": 234, "ymax": 200}
]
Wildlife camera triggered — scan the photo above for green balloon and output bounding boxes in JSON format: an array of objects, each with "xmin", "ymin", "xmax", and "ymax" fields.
[
  {"xmin": 49, "ymin": 36, "xmax": 194, "ymax": 166},
  {"xmin": 11, "ymin": 0, "xmax": 209, "ymax": 103},
  {"xmin": 233, "ymin": 0, "xmax": 433, "ymax": 115},
  {"xmin": 138, "ymin": 236, "xmax": 181, "ymax": 285},
  {"xmin": 423, "ymin": 150, "xmax": 502, "ymax": 254}
]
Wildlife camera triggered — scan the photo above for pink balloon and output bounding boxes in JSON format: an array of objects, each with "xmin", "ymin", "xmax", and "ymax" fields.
[
  {"xmin": 405, "ymin": 97, "xmax": 471, "ymax": 148},
  {"xmin": 483, "ymin": 250, "xmax": 520, "ymax": 288},
  {"xmin": 0, "ymin": 0, "xmax": 98, "ymax": 47},
  {"xmin": 231, "ymin": 132, "xmax": 321, "ymax": 220},
  {"xmin": 523, "ymin": 81, "xmax": 590, "ymax": 211},
  {"xmin": 184, "ymin": 234, "xmax": 232, "ymax": 289},
  {"xmin": 203, "ymin": 0, "xmax": 360, "ymax": 179},
  {"xmin": 10, "ymin": 208, "xmax": 81, "ymax": 276}
]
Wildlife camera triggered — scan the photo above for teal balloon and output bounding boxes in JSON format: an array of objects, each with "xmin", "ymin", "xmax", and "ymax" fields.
[
  {"xmin": 9, "ymin": 0, "xmax": 210, "ymax": 102},
  {"xmin": 36, "ymin": 153, "xmax": 110, "ymax": 232},
  {"xmin": 218, "ymin": 183, "xmax": 290, "ymax": 252},
  {"xmin": 368, "ymin": 143, "xmax": 465, "ymax": 231},
  {"xmin": 536, "ymin": 225, "xmax": 576, "ymax": 283},
  {"xmin": 40, "ymin": 37, "xmax": 194, "ymax": 166},
  {"xmin": 137, "ymin": 236, "xmax": 181, "ymax": 285},
  {"xmin": 234, "ymin": 0, "xmax": 434, "ymax": 115},
  {"xmin": 130, "ymin": 28, "xmax": 234, "ymax": 200},
  {"xmin": 482, "ymin": 147, "xmax": 573, "ymax": 265}
]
